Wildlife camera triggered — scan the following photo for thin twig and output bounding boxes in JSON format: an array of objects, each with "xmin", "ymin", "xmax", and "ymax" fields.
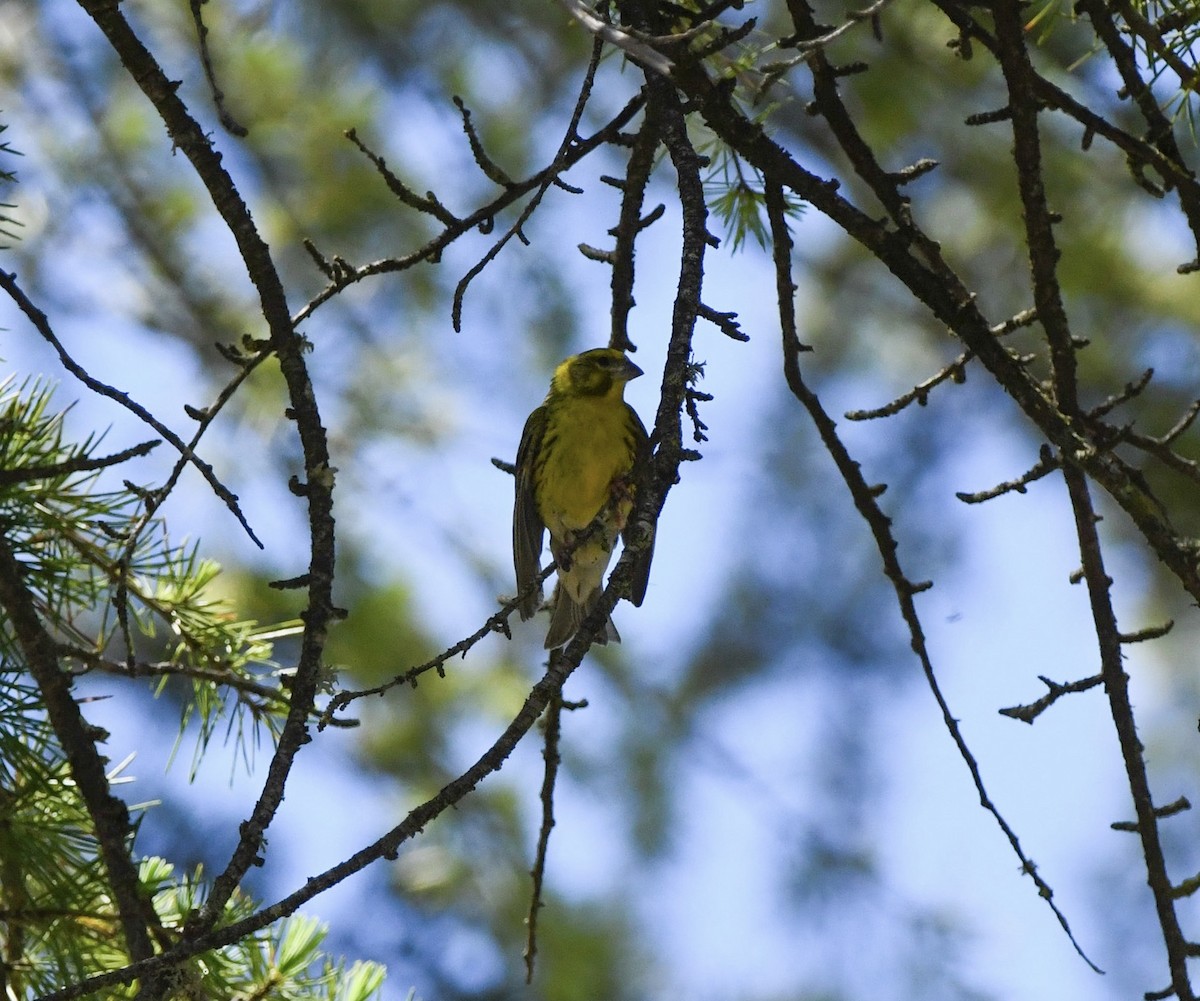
[
  {"xmin": 451, "ymin": 37, "xmax": 609, "ymax": 330},
  {"xmin": 758, "ymin": 0, "xmax": 899, "ymax": 95},
  {"xmin": 293, "ymin": 93, "xmax": 646, "ymax": 329},
  {"xmin": 1155, "ymin": 399, "xmax": 1200, "ymax": 447},
  {"xmin": 63, "ymin": 648, "xmax": 355, "ymax": 728},
  {"xmin": 524, "ymin": 692, "xmax": 563, "ymax": 983},
  {"xmin": 317, "ymin": 559, "xmax": 559, "ymax": 728},
  {"xmin": 999, "ymin": 673, "xmax": 1104, "ymax": 724},
  {"xmin": 0, "ymin": 439, "xmax": 160, "ymax": 487},
  {"xmin": 847, "ymin": 309, "xmax": 1037, "ymax": 421},
  {"xmin": 551, "ymin": 0, "xmax": 675, "ymax": 77},
  {"xmin": 1087, "ymin": 368, "xmax": 1154, "ymax": 420},
  {"xmin": 113, "ymin": 346, "xmax": 271, "ymax": 670},
  {"xmin": 765, "ymin": 177, "xmax": 1102, "ymax": 974},
  {"xmin": 0, "ymin": 269, "xmax": 262, "ymax": 548},
  {"xmin": 955, "ymin": 445, "xmax": 1059, "ymax": 504},
  {"xmin": 344, "ymin": 129, "xmax": 460, "ymax": 226},
  {"xmin": 846, "ymin": 351, "xmax": 972, "ymax": 420},
  {"xmin": 787, "ymin": 0, "xmax": 897, "ymax": 52},
  {"xmin": 454, "ymin": 96, "xmax": 515, "ymax": 187},
  {"xmin": 187, "ymin": 0, "xmax": 248, "ymax": 137}
]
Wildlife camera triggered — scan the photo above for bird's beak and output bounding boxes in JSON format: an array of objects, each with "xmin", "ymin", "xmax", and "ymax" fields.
[{"xmin": 620, "ymin": 357, "xmax": 644, "ymax": 382}]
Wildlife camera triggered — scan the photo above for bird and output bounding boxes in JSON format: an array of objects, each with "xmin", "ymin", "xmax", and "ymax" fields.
[{"xmin": 513, "ymin": 347, "xmax": 653, "ymax": 649}]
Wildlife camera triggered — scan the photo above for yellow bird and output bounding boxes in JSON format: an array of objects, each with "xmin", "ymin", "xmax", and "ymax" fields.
[{"xmin": 513, "ymin": 348, "xmax": 653, "ymax": 649}]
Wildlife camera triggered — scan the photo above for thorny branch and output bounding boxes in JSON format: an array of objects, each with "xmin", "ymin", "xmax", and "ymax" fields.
[
  {"xmin": 764, "ymin": 178, "xmax": 1101, "ymax": 974},
  {"xmin": 295, "ymin": 92, "xmax": 646, "ymax": 329},
  {"xmin": 991, "ymin": 3, "xmax": 1194, "ymax": 991},
  {"xmin": 74, "ymin": 0, "xmax": 339, "ymax": 949},
  {"xmin": 524, "ymin": 692, "xmax": 565, "ymax": 983},
  {"xmin": 0, "ymin": 269, "xmax": 260, "ymax": 547},
  {"xmin": 26, "ymin": 0, "xmax": 1200, "ymax": 996},
  {"xmin": 451, "ymin": 37, "xmax": 609, "ymax": 331}
]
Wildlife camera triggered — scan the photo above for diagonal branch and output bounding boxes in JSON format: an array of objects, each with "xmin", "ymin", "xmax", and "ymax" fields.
[
  {"xmin": 765, "ymin": 179, "xmax": 1102, "ymax": 974},
  {"xmin": 667, "ymin": 47, "xmax": 1200, "ymax": 606},
  {"xmin": 992, "ymin": 0, "xmax": 1079, "ymax": 416},
  {"xmin": 451, "ymin": 35, "xmax": 609, "ymax": 330},
  {"xmin": 73, "ymin": 0, "xmax": 338, "ymax": 937},
  {"xmin": 1061, "ymin": 460, "xmax": 1193, "ymax": 999},
  {"xmin": 0, "ymin": 269, "xmax": 259, "ymax": 547},
  {"xmin": 0, "ymin": 533, "xmax": 159, "ymax": 975},
  {"xmin": 34, "ymin": 614, "xmax": 603, "ymax": 1001}
]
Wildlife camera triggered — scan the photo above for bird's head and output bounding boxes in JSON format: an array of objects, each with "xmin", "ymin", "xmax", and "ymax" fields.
[{"xmin": 552, "ymin": 348, "xmax": 644, "ymax": 398}]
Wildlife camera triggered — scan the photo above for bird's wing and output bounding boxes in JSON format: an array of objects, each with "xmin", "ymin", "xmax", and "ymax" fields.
[
  {"xmin": 513, "ymin": 404, "xmax": 548, "ymax": 619},
  {"xmin": 624, "ymin": 404, "xmax": 655, "ymax": 608}
]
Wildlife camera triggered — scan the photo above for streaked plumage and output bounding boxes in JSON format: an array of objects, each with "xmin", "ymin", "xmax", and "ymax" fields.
[{"xmin": 514, "ymin": 348, "xmax": 653, "ymax": 649}]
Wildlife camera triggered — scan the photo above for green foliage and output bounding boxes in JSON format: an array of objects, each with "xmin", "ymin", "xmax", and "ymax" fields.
[
  {"xmin": 0, "ymin": 377, "xmax": 301, "ymax": 759},
  {"xmin": 0, "ymin": 674, "xmax": 132, "ymax": 995},
  {"xmin": 141, "ymin": 860, "xmax": 388, "ymax": 1001},
  {"xmin": 9, "ymin": 0, "xmax": 1200, "ymax": 998},
  {"xmin": 0, "ymin": 379, "xmax": 380, "ymax": 999},
  {"xmin": 703, "ymin": 144, "xmax": 804, "ymax": 252}
]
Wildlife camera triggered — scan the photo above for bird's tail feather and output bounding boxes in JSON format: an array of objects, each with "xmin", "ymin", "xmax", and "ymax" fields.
[{"xmin": 544, "ymin": 584, "xmax": 620, "ymax": 650}]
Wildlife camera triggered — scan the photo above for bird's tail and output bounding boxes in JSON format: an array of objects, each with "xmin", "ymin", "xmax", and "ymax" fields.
[{"xmin": 544, "ymin": 583, "xmax": 620, "ymax": 650}]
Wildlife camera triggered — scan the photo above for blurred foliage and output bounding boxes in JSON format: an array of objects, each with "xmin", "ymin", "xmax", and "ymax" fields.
[{"xmin": 5, "ymin": 0, "xmax": 1200, "ymax": 999}]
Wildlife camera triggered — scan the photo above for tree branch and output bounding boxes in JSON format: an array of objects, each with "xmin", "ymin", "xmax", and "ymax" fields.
[
  {"xmin": 73, "ymin": 0, "xmax": 338, "ymax": 938},
  {"xmin": 1061, "ymin": 461, "xmax": 1193, "ymax": 998},
  {"xmin": 0, "ymin": 533, "xmax": 159, "ymax": 978},
  {"xmin": 524, "ymin": 692, "xmax": 564, "ymax": 982},
  {"xmin": 765, "ymin": 178, "xmax": 1101, "ymax": 974}
]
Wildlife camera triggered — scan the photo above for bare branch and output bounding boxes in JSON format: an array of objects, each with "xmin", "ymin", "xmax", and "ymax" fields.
[
  {"xmin": 847, "ymin": 351, "xmax": 972, "ymax": 421},
  {"xmin": 187, "ymin": 0, "xmax": 248, "ymax": 137},
  {"xmin": 74, "ymin": 0, "xmax": 340, "ymax": 938},
  {"xmin": 452, "ymin": 38, "xmax": 613, "ymax": 331},
  {"xmin": 999, "ymin": 673, "xmax": 1104, "ymax": 724},
  {"xmin": 766, "ymin": 175, "xmax": 1101, "ymax": 975},
  {"xmin": 454, "ymin": 96, "xmax": 515, "ymax": 187},
  {"xmin": 1087, "ymin": 368, "xmax": 1155, "ymax": 420},
  {"xmin": 0, "ymin": 269, "xmax": 261, "ymax": 548},
  {"xmin": 956, "ymin": 445, "xmax": 1060, "ymax": 504},
  {"xmin": 0, "ymin": 439, "xmax": 160, "ymax": 487},
  {"xmin": 344, "ymin": 129, "xmax": 460, "ymax": 226},
  {"xmin": 524, "ymin": 693, "xmax": 565, "ymax": 982},
  {"xmin": 697, "ymin": 302, "xmax": 748, "ymax": 341},
  {"xmin": 551, "ymin": 0, "xmax": 674, "ymax": 78}
]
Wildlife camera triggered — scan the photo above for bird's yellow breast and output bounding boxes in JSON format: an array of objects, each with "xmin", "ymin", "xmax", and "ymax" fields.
[{"xmin": 536, "ymin": 393, "xmax": 636, "ymax": 534}]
